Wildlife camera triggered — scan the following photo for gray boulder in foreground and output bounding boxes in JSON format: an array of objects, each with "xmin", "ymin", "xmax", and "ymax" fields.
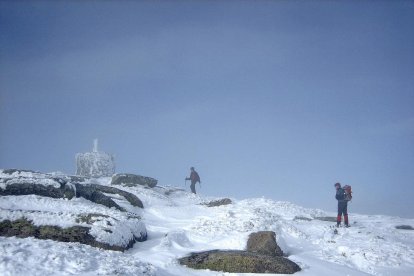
[
  {"xmin": 179, "ymin": 250, "xmax": 301, "ymax": 274},
  {"xmin": 179, "ymin": 231, "xmax": 301, "ymax": 274},
  {"xmin": 111, "ymin": 173, "xmax": 157, "ymax": 188},
  {"xmin": 246, "ymin": 231, "xmax": 284, "ymax": 257}
]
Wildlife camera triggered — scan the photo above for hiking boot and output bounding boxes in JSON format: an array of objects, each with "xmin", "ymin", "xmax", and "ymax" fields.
[
  {"xmin": 336, "ymin": 223, "xmax": 340, "ymax": 228},
  {"xmin": 345, "ymin": 224, "xmax": 350, "ymax": 228}
]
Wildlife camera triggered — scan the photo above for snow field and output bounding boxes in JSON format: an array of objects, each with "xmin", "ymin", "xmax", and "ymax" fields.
[{"xmin": 1, "ymin": 174, "xmax": 414, "ymax": 275}]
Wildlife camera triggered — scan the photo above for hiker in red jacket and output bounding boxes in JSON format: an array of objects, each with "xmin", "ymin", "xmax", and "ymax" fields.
[{"xmin": 185, "ymin": 167, "xmax": 201, "ymax": 194}]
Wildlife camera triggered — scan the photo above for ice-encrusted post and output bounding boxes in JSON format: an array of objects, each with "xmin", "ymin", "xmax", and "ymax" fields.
[
  {"xmin": 93, "ymin": 139, "xmax": 98, "ymax": 153},
  {"xmin": 76, "ymin": 140, "xmax": 115, "ymax": 178}
]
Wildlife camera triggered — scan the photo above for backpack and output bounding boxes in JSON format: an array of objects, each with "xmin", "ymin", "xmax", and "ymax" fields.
[{"xmin": 343, "ymin": 185, "xmax": 352, "ymax": 201}]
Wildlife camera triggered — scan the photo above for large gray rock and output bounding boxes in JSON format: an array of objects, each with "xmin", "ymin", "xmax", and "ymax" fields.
[
  {"xmin": 88, "ymin": 184, "xmax": 144, "ymax": 208},
  {"xmin": 111, "ymin": 173, "xmax": 157, "ymax": 188},
  {"xmin": 179, "ymin": 231, "xmax": 301, "ymax": 274},
  {"xmin": 201, "ymin": 198, "xmax": 232, "ymax": 207},
  {"xmin": 0, "ymin": 176, "xmax": 76, "ymax": 199},
  {"xmin": 179, "ymin": 250, "xmax": 301, "ymax": 274},
  {"xmin": 395, "ymin": 225, "xmax": 414, "ymax": 230},
  {"xmin": 246, "ymin": 231, "xmax": 284, "ymax": 257}
]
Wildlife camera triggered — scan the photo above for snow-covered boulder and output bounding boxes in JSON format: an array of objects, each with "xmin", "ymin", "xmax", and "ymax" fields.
[
  {"xmin": 0, "ymin": 170, "xmax": 144, "ymax": 211},
  {"xmin": 201, "ymin": 198, "xmax": 232, "ymax": 207},
  {"xmin": 0, "ymin": 169, "xmax": 76, "ymax": 199},
  {"xmin": 0, "ymin": 169, "xmax": 147, "ymax": 251},
  {"xmin": 111, "ymin": 173, "xmax": 157, "ymax": 188}
]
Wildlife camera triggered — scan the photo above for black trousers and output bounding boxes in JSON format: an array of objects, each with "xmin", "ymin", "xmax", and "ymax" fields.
[
  {"xmin": 337, "ymin": 201, "xmax": 349, "ymax": 225},
  {"xmin": 338, "ymin": 201, "xmax": 348, "ymax": 216},
  {"xmin": 190, "ymin": 181, "xmax": 196, "ymax": 194}
]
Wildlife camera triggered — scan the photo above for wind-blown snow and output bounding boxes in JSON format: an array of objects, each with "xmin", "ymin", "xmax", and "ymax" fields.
[{"xmin": 1, "ymin": 174, "xmax": 414, "ymax": 275}]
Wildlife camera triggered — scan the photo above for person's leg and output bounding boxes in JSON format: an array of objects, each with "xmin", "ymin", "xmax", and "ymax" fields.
[
  {"xmin": 344, "ymin": 203, "xmax": 349, "ymax": 226},
  {"xmin": 337, "ymin": 202, "xmax": 342, "ymax": 227},
  {"xmin": 190, "ymin": 182, "xmax": 196, "ymax": 194}
]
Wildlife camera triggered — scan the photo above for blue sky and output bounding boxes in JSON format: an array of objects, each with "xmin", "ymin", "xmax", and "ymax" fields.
[{"xmin": 1, "ymin": 1, "xmax": 413, "ymax": 218}]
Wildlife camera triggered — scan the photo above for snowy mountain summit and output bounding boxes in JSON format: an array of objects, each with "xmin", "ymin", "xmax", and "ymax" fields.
[{"xmin": 1, "ymin": 169, "xmax": 414, "ymax": 275}]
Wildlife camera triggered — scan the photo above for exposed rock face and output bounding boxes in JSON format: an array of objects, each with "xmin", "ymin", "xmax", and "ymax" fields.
[
  {"xmin": 0, "ymin": 169, "xmax": 147, "ymax": 251},
  {"xmin": 1, "ymin": 169, "xmax": 38, "ymax": 175},
  {"xmin": 111, "ymin": 173, "xmax": 157, "ymax": 188},
  {"xmin": 0, "ymin": 218, "xmax": 145, "ymax": 251},
  {"xmin": 0, "ymin": 172, "xmax": 144, "ymax": 211},
  {"xmin": 246, "ymin": 231, "xmax": 284, "ymax": 257},
  {"xmin": 179, "ymin": 231, "xmax": 301, "ymax": 274},
  {"xmin": 88, "ymin": 184, "xmax": 144, "ymax": 208},
  {"xmin": 395, "ymin": 225, "xmax": 414, "ymax": 230},
  {"xmin": 0, "ymin": 171, "xmax": 76, "ymax": 199},
  {"xmin": 179, "ymin": 250, "xmax": 301, "ymax": 274},
  {"xmin": 201, "ymin": 198, "xmax": 232, "ymax": 207},
  {"xmin": 0, "ymin": 179, "xmax": 76, "ymax": 199},
  {"xmin": 313, "ymin": 216, "xmax": 337, "ymax": 222},
  {"xmin": 293, "ymin": 216, "xmax": 312, "ymax": 221}
]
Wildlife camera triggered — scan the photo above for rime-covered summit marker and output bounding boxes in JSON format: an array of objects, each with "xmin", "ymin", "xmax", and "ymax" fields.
[{"xmin": 76, "ymin": 139, "xmax": 115, "ymax": 177}]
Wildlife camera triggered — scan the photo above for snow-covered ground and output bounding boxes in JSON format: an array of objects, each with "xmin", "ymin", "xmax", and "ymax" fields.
[{"xmin": 1, "ymin": 174, "xmax": 414, "ymax": 275}]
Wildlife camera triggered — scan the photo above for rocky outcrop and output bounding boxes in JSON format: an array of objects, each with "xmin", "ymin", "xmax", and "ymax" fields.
[
  {"xmin": 111, "ymin": 173, "xmax": 157, "ymax": 188},
  {"xmin": 0, "ymin": 218, "xmax": 145, "ymax": 251},
  {"xmin": 179, "ymin": 231, "xmax": 301, "ymax": 274},
  {"xmin": 201, "ymin": 198, "xmax": 232, "ymax": 207},
  {"xmin": 1, "ymin": 169, "xmax": 38, "ymax": 175},
  {"xmin": 0, "ymin": 178, "xmax": 76, "ymax": 199},
  {"xmin": 293, "ymin": 216, "xmax": 312, "ymax": 221},
  {"xmin": 179, "ymin": 250, "xmax": 300, "ymax": 274},
  {"xmin": 0, "ymin": 171, "xmax": 144, "ymax": 211},
  {"xmin": 74, "ymin": 184, "xmax": 125, "ymax": 211},
  {"xmin": 246, "ymin": 231, "xmax": 284, "ymax": 257},
  {"xmin": 88, "ymin": 184, "xmax": 144, "ymax": 208},
  {"xmin": 0, "ymin": 169, "xmax": 147, "ymax": 251},
  {"xmin": 313, "ymin": 216, "xmax": 337, "ymax": 222},
  {"xmin": 395, "ymin": 225, "xmax": 414, "ymax": 230}
]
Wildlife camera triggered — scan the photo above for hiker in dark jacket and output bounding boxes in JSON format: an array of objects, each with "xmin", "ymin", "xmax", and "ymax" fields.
[
  {"xmin": 185, "ymin": 167, "xmax": 201, "ymax": 194},
  {"xmin": 335, "ymin": 182, "xmax": 349, "ymax": 227}
]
